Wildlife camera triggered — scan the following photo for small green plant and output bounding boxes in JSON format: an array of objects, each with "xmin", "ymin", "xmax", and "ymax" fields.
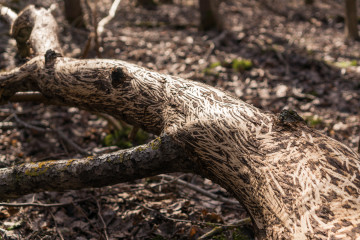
[
  {"xmin": 204, "ymin": 59, "xmax": 253, "ymax": 76},
  {"xmin": 307, "ymin": 90, "xmax": 318, "ymax": 97},
  {"xmin": 213, "ymin": 234, "xmax": 227, "ymax": 240},
  {"xmin": 305, "ymin": 116, "xmax": 323, "ymax": 127},
  {"xmin": 103, "ymin": 126, "xmax": 148, "ymax": 148},
  {"xmin": 333, "ymin": 60, "xmax": 357, "ymax": 68},
  {"xmin": 233, "ymin": 227, "xmax": 254, "ymax": 240},
  {"xmin": 231, "ymin": 59, "xmax": 253, "ymax": 72},
  {"xmin": 210, "ymin": 61, "xmax": 222, "ymax": 69},
  {"xmin": 203, "ymin": 61, "xmax": 222, "ymax": 76}
]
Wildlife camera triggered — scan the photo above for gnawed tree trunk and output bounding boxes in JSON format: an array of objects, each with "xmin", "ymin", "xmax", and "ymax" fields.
[{"xmin": 0, "ymin": 4, "xmax": 360, "ymax": 240}]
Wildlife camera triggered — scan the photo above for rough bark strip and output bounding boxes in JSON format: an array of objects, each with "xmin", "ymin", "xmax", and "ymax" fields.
[{"xmin": 0, "ymin": 135, "xmax": 192, "ymax": 200}]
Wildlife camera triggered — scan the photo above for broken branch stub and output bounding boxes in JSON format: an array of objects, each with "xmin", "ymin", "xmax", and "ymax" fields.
[{"xmin": 10, "ymin": 5, "xmax": 63, "ymax": 58}]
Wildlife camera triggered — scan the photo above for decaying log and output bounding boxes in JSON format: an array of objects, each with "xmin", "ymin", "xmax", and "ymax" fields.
[{"xmin": 0, "ymin": 5, "xmax": 359, "ymax": 240}]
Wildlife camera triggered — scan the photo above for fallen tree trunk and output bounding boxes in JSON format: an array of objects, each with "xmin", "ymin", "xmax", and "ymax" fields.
[{"xmin": 0, "ymin": 4, "xmax": 359, "ymax": 240}]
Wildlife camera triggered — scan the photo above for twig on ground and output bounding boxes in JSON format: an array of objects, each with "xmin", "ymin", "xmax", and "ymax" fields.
[
  {"xmin": 97, "ymin": 113, "xmax": 123, "ymax": 131},
  {"xmin": 0, "ymin": 122, "xmax": 16, "ymax": 129},
  {"xmin": 55, "ymin": 129, "xmax": 90, "ymax": 155},
  {"xmin": 93, "ymin": 146, "xmax": 120, "ymax": 155},
  {"xmin": 197, "ymin": 218, "xmax": 251, "ymax": 240},
  {"xmin": 95, "ymin": 197, "xmax": 109, "ymax": 240},
  {"xmin": 49, "ymin": 209, "xmax": 65, "ymax": 240},
  {"xmin": 13, "ymin": 113, "xmax": 46, "ymax": 133},
  {"xmin": 73, "ymin": 203, "xmax": 103, "ymax": 237},
  {"xmin": 0, "ymin": 91, "xmax": 64, "ymax": 106},
  {"xmin": 13, "ymin": 113, "xmax": 90, "ymax": 155},
  {"xmin": 81, "ymin": 32, "xmax": 94, "ymax": 58},
  {"xmin": 198, "ymin": 226, "xmax": 224, "ymax": 240},
  {"xmin": 9, "ymin": 92, "xmax": 48, "ymax": 103},
  {"xmin": 159, "ymin": 174, "xmax": 239, "ymax": 205},
  {"xmin": 0, "ymin": 197, "xmax": 93, "ymax": 207},
  {"xmin": 128, "ymin": 126, "xmax": 139, "ymax": 141},
  {"xmin": 136, "ymin": 201, "xmax": 250, "ymax": 228}
]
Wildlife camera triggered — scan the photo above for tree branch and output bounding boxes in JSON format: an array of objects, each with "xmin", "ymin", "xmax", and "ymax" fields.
[
  {"xmin": 0, "ymin": 4, "xmax": 17, "ymax": 25},
  {"xmin": 97, "ymin": 0, "xmax": 122, "ymax": 36},
  {"xmin": 0, "ymin": 134, "xmax": 192, "ymax": 200},
  {"xmin": 10, "ymin": 5, "xmax": 62, "ymax": 57}
]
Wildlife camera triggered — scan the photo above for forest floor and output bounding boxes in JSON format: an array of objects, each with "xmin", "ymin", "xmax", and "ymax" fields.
[{"xmin": 0, "ymin": 0, "xmax": 359, "ymax": 239}]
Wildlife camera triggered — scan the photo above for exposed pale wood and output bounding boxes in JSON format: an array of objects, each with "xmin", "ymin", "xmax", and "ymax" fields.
[
  {"xmin": 10, "ymin": 5, "xmax": 63, "ymax": 58},
  {"xmin": 0, "ymin": 4, "xmax": 359, "ymax": 240},
  {"xmin": 0, "ymin": 4, "xmax": 17, "ymax": 25}
]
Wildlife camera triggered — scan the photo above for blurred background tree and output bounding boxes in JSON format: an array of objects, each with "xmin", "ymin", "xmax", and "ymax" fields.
[
  {"xmin": 345, "ymin": 0, "xmax": 359, "ymax": 40},
  {"xmin": 198, "ymin": 0, "xmax": 224, "ymax": 31},
  {"xmin": 64, "ymin": 0, "xmax": 85, "ymax": 27}
]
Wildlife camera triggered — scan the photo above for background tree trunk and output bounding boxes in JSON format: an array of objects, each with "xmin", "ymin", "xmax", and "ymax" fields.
[
  {"xmin": 63, "ymin": 0, "xmax": 85, "ymax": 27},
  {"xmin": 345, "ymin": 0, "xmax": 359, "ymax": 40},
  {"xmin": 198, "ymin": 0, "xmax": 224, "ymax": 31},
  {"xmin": 136, "ymin": 0, "xmax": 157, "ymax": 9}
]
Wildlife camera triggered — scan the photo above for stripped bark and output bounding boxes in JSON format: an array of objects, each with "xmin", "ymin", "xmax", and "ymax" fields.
[{"xmin": 0, "ymin": 4, "xmax": 360, "ymax": 240}]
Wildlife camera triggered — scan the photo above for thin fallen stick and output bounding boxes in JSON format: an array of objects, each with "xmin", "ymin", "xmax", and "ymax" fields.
[
  {"xmin": 49, "ymin": 209, "xmax": 65, "ymax": 240},
  {"xmin": 97, "ymin": 112, "xmax": 123, "ymax": 131},
  {"xmin": 0, "ymin": 197, "xmax": 93, "ymax": 207},
  {"xmin": 73, "ymin": 202, "xmax": 103, "ymax": 237},
  {"xmin": 159, "ymin": 174, "xmax": 239, "ymax": 205},
  {"xmin": 128, "ymin": 126, "xmax": 139, "ymax": 141},
  {"xmin": 95, "ymin": 197, "xmax": 109, "ymax": 240},
  {"xmin": 97, "ymin": 0, "xmax": 122, "ymax": 36},
  {"xmin": 5, "ymin": 92, "xmax": 124, "ymax": 134},
  {"xmin": 197, "ymin": 217, "xmax": 251, "ymax": 240},
  {"xmin": 13, "ymin": 113, "xmax": 90, "ymax": 155},
  {"xmin": 55, "ymin": 129, "xmax": 90, "ymax": 155},
  {"xmin": 136, "ymin": 202, "xmax": 250, "ymax": 228}
]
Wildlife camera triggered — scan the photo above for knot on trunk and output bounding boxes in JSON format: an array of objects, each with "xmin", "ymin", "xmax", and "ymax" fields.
[
  {"xmin": 44, "ymin": 49, "xmax": 61, "ymax": 68},
  {"xmin": 111, "ymin": 67, "xmax": 132, "ymax": 88}
]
